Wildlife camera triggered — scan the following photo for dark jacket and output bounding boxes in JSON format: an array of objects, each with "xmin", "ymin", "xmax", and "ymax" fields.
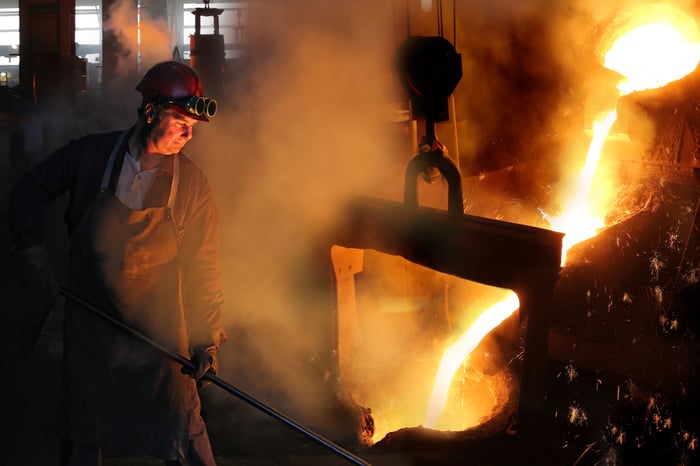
[{"xmin": 9, "ymin": 129, "xmax": 227, "ymax": 348}]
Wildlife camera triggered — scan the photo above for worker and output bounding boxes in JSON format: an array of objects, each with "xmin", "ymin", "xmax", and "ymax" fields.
[{"xmin": 8, "ymin": 60, "xmax": 227, "ymax": 466}]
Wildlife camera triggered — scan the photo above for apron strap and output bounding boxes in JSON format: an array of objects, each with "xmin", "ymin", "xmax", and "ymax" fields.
[
  {"xmin": 168, "ymin": 154, "xmax": 184, "ymax": 248},
  {"xmin": 100, "ymin": 131, "xmax": 181, "ymax": 238},
  {"xmin": 167, "ymin": 153, "xmax": 180, "ymax": 210},
  {"xmin": 101, "ymin": 131, "xmax": 180, "ymax": 210},
  {"xmin": 100, "ymin": 131, "xmax": 129, "ymax": 190}
]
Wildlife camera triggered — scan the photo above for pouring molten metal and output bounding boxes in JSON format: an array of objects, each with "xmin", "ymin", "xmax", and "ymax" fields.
[{"xmin": 420, "ymin": 3, "xmax": 700, "ymax": 437}]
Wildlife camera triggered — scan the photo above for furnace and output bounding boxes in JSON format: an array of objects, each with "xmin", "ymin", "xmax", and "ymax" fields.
[{"xmin": 319, "ymin": 131, "xmax": 564, "ymax": 464}]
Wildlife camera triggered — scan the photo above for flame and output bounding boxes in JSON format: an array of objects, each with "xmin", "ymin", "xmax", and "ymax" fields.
[
  {"xmin": 424, "ymin": 291, "xmax": 519, "ymax": 428},
  {"xmin": 543, "ymin": 109, "xmax": 617, "ymax": 264},
  {"xmin": 601, "ymin": 3, "xmax": 700, "ymax": 96},
  {"xmin": 605, "ymin": 23, "xmax": 700, "ymax": 95},
  {"xmin": 421, "ymin": 5, "xmax": 700, "ymax": 431},
  {"xmin": 548, "ymin": 6, "xmax": 700, "ymax": 262}
]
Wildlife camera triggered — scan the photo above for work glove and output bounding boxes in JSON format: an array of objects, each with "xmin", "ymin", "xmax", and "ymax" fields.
[
  {"xmin": 15, "ymin": 245, "xmax": 58, "ymax": 306},
  {"xmin": 183, "ymin": 344, "xmax": 218, "ymax": 388}
]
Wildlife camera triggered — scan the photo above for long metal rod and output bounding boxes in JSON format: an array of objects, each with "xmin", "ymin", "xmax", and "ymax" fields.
[{"xmin": 58, "ymin": 286, "xmax": 371, "ymax": 466}]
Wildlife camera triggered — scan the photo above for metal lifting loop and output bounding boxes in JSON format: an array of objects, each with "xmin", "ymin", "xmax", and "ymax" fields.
[{"xmin": 402, "ymin": 133, "xmax": 464, "ymax": 216}]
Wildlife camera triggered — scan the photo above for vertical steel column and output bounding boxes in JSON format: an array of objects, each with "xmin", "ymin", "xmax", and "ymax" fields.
[{"xmin": 19, "ymin": 0, "xmax": 76, "ymax": 107}]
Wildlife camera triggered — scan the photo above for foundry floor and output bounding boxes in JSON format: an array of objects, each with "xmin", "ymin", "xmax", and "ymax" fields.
[
  {"xmin": 3, "ymin": 257, "xmax": 700, "ymax": 466},
  {"xmin": 0, "ymin": 302, "xmax": 689, "ymax": 466},
  {"xmin": 2, "ymin": 207, "xmax": 699, "ymax": 466},
  {"xmin": 0, "ymin": 294, "xmax": 587, "ymax": 466},
  {"xmin": 4, "ymin": 302, "xmax": 699, "ymax": 466},
  {"xmin": 0, "ymin": 302, "xmax": 368, "ymax": 466},
  {"xmin": 1, "ymin": 248, "xmax": 699, "ymax": 466}
]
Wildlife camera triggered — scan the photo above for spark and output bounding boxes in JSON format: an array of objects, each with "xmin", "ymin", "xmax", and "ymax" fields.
[
  {"xmin": 568, "ymin": 405, "xmax": 588, "ymax": 425},
  {"xmin": 558, "ymin": 362, "xmax": 579, "ymax": 383},
  {"xmin": 608, "ymin": 423, "xmax": 627, "ymax": 446},
  {"xmin": 666, "ymin": 231, "xmax": 680, "ymax": 250},
  {"xmin": 616, "ymin": 430, "xmax": 626, "ymax": 445},
  {"xmin": 647, "ymin": 397, "xmax": 657, "ymax": 411},
  {"xmin": 509, "ymin": 343, "xmax": 525, "ymax": 363},
  {"xmin": 669, "ymin": 318, "xmax": 679, "ymax": 331},
  {"xmin": 649, "ymin": 253, "xmax": 666, "ymax": 281},
  {"xmin": 683, "ymin": 267, "xmax": 700, "ymax": 285},
  {"xmin": 653, "ymin": 286, "xmax": 664, "ymax": 305}
]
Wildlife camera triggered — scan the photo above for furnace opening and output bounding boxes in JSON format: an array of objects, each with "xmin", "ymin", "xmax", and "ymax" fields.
[{"xmin": 331, "ymin": 246, "xmax": 523, "ymax": 444}]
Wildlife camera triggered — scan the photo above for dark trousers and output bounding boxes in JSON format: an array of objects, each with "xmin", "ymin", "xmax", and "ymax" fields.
[
  {"xmin": 61, "ymin": 432, "xmax": 217, "ymax": 466},
  {"xmin": 59, "ymin": 440, "xmax": 100, "ymax": 466}
]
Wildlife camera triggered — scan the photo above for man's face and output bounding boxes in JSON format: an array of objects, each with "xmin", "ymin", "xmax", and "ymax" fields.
[{"xmin": 147, "ymin": 107, "xmax": 200, "ymax": 156}]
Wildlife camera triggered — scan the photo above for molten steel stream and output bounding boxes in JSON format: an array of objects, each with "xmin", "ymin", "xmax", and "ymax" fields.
[{"xmin": 422, "ymin": 6, "xmax": 700, "ymax": 432}]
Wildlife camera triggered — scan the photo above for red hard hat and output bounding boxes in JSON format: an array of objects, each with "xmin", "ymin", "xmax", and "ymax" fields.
[{"xmin": 136, "ymin": 61, "xmax": 211, "ymax": 121}]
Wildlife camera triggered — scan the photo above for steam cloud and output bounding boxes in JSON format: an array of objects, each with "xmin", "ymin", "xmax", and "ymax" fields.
[
  {"xmin": 103, "ymin": 0, "xmax": 172, "ymax": 75},
  {"xmin": 79, "ymin": 0, "xmax": 700, "ymax": 438}
]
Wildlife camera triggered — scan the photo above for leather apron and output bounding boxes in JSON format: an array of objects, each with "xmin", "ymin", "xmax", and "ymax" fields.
[{"xmin": 64, "ymin": 132, "xmax": 210, "ymax": 462}]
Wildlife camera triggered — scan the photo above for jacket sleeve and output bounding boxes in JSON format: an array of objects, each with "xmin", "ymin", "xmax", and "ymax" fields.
[
  {"xmin": 8, "ymin": 132, "xmax": 119, "ymax": 250},
  {"xmin": 9, "ymin": 140, "xmax": 84, "ymax": 250},
  {"xmin": 178, "ymin": 165, "xmax": 228, "ymax": 349}
]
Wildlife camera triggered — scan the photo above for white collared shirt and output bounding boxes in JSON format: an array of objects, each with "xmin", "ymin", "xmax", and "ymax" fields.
[{"xmin": 116, "ymin": 151, "xmax": 159, "ymax": 210}]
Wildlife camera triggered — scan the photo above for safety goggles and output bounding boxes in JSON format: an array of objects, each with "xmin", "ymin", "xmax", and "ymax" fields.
[{"xmin": 156, "ymin": 95, "xmax": 218, "ymax": 119}]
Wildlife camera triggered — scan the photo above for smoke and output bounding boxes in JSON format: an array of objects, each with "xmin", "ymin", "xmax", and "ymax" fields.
[
  {"xmin": 192, "ymin": 0, "xmax": 700, "ymax": 434},
  {"xmin": 183, "ymin": 0, "xmax": 404, "ymax": 426},
  {"xmin": 90, "ymin": 0, "xmax": 700, "ymax": 439},
  {"xmin": 97, "ymin": 0, "xmax": 174, "ymax": 127},
  {"xmin": 202, "ymin": 0, "xmax": 555, "ymax": 429},
  {"xmin": 451, "ymin": 0, "xmax": 693, "ymax": 156},
  {"xmin": 103, "ymin": 0, "xmax": 172, "ymax": 74}
]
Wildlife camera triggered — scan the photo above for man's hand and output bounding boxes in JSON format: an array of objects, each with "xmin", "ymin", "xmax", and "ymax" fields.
[{"xmin": 183, "ymin": 345, "xmax": 218, "ymax": 388}]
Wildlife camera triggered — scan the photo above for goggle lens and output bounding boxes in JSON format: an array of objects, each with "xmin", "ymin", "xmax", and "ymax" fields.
[
  {"xmin": 158, "ymin": 95, "xmax": 218, "ymax": 119},
  {"xmin": 204, "ymin": 99, "xmax": 217, "ymax": 118},
  {"xmin": 194, "ymin": 97, "xmax": 207, "ymax": 116},
  {"xmin": 183, "ymin": 96, "xmax": 217, "ymax": 118}
]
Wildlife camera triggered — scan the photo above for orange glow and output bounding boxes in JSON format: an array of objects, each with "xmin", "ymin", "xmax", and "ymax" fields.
[
  {"xmin": 424, "ymin": 291, "xmax": 519, "ymax": 428},
  {"xmin": 603, "ymin": 14, "xmax": 700, "ymax": 95},
  {"xmin": 546, "ymin": 5, "xmax": 700, "ymax": 265},
  {"xmin": 422, "ymin": 6, "xmax": 700, "ymax": 432},
  {"xmin": 543, "ymin": 109, "xmax": 616, "ymax": 264}
]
